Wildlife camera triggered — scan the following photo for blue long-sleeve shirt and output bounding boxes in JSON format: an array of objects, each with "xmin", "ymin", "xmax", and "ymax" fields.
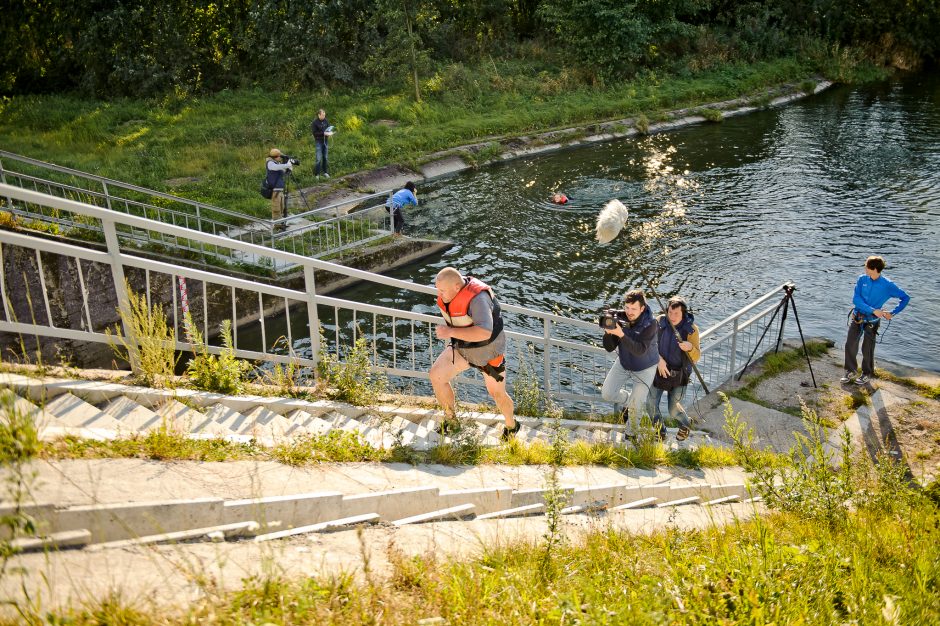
[
  {"xmin": 852, "ymin": 274, "xmax": 910, "ymax": 322},
  {"xmin": 386, "ymin": 189, "xmax": 418, "ymax": 213}
]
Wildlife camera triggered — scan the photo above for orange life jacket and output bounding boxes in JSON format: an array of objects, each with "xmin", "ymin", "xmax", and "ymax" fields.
[{"xmin": 437, "ymin": 277, "xmax": 504, "ymax": 348}]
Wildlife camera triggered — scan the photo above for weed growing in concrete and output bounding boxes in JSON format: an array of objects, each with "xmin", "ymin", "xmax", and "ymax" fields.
[
  {"xmin": 0, "ymin": 392, "xmax": 40, "ymax": 580},
  {"xmin": 107, "ymin": 282, "xmax": 177, "ymax": 388},
  {"xmin": 186, "ymin": 317, "xmax": 251, "ymax": 395},
  {"xmin": 512, "ymin": 347, "xmax": 546, "ymax": 418},
  {"xmin": 634, "ymin": 113, "xmax": 650, "ymax": 134},
  {"xmin": 318, "ymin": 336, "xmax": 387, "ymax": 406}
]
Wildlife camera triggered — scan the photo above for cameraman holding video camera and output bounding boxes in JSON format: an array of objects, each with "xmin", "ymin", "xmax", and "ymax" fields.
[
  {"xmin": 600, "ymin": 289, "xmax": 659, "ymax": 427},
  {"xmin": 265, "ymin": 148, "xmax": 294, "ymax": 224}
]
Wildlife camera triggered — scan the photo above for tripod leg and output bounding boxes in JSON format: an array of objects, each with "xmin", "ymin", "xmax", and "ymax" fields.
[
  {"xmin": 787, "ymin": 294, "xmax": 818, "ymax": 388},
  {"xmin": 774, "ymin": 293, "xmax": 790, "ymax": 354},
  {"xmin": 736, "ymin": 294, "xmax": 787, "ymax": 381}
]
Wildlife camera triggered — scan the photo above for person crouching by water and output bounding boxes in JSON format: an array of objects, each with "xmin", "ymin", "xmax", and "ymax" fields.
[
  {"xmin": 651, "ymin": 296, "xmax": 700, "ymax": 442},
  {"xmin": 841, "ymin": 255, "xmax": 910, "ymax": 386},
  {"xmin": 430, "ymin": 267, "xmax": 520, "ymax": 440},
  {"xmin": 601, "ymin": 289, "xmax": 659, "ymax": 432},
  {"xmin": 385, "ymin": 182, "xmax": 418, "ymax": 236}
]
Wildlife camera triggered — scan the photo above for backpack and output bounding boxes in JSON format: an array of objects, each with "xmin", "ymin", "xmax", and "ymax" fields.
[{"xmin": 260, "ymin": 176, "xmax": 273, "ymax": 199}]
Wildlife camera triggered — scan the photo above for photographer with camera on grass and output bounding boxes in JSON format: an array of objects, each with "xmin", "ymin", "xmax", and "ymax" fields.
[
  {"xmin": 600, "ymin": 289, "xmax": 659, "ymax": 429},
  {"xmin": 651, "ymin": 296, "xmax": 700, "ymax": 442},
  {"xmin": 264, "ymin": 148, "xmax": 297, "ymax": 226}
]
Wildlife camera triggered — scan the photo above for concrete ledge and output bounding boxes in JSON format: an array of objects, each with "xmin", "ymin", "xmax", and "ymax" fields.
[
  {"xmin": 569, "ymin": 484, "xmax": 631, "ymax": 508},
  {"xmin": 253, "ymin": 513, "xmax": 380, "ymax": 541},
  {"xmin": 657, "ymin": 496, "xmax": 701, "ymax": 508},
  {"xmin": 476, "ymin": 503, "xmax": 545, "ymax": 520},
  {"xmin": 0, "ymin": 503, "xmax": 57, "ymax": 539},
  {"xmin": 12, "ymin": 529, "xmax": 91, "ymax": 552},
  {"xmin": 88, "ymin": 521, "xmax": 258, "ymax": 551},
  {"xmin": 223, "ymin": 492, "xmax": 343, "ymax": 528},
  {"xmin": 341, "ymin": 487, "xmax": 440, "ymax": 521},
  {"xmin": 53, "ymin": 498, "xmax": 225, "ymax": 543},
  {"xmin": 704, "ymin": 495, "xmax": 740, "ymax": 506},
  {"xmin": 709, "ymin": 483, "xmax": 748, "ymax": 498},
  {"xmin": 438, "ymin": 487, "xmax": 512, "ymax": 515},
  {"xmin": 392, "ymin": 504, "xmax": 476, "ymax": 526},
  {"xmin": 510, "ymin": 487, "xmax": 574, "ymax": 508},
  {"xmin": 610, "ymin": 497, "xmax": 658, "ymax": 511}
]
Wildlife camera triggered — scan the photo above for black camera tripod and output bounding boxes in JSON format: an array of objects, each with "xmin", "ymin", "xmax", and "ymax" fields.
[
  {"xmin": 736, "ymin": 282, "xmax": 817, "ymax": 387},
  {"xmin": 283, "ymin": 168, "xmax": 313, "ymax": 216}
]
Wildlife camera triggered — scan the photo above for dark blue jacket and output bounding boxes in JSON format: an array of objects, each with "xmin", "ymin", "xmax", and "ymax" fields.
[
  {"xmin": 265, "ymin": 158, "xmax": 289, "ymax": 189},
  {"xmin": 658, "ymin": 313, "xmax": 695, "ymax": 372},
  {"xmin": 603, "ymin": 306, "xmax": 659, "ymax": 371}
]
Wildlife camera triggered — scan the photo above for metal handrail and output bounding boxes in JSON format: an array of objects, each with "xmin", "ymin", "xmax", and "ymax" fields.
[
  {"xmin": 0, "ymin": 151, "xmax": 394, "ymax": 266},
  {"xmin": 0, "ymin": 184, "xmax": 794, "ymax": 409}
]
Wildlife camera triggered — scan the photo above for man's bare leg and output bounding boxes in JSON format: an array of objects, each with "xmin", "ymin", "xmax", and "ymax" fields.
[
  {"xmin": 429, "ymin": 346, "xmax": 469, "ymax": 421},
  {"xmin": 483, "ymin": 370, "xmax": 515, "ymax": 428}
]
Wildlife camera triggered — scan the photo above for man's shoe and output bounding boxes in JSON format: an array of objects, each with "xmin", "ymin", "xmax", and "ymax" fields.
[
  {"xmin": 855, "ymin": 374, "xmax": 871, "ymax": 386},
  {"xmin": 676, "ymin": 426, "xmax": 690, "ymax": 442},
  {"xmin": 840, "ymin": 371, "xmax": 856, "ymax": 384},
  {"xmin": 501, "ymin": 420, "xmax": 522, "ymax": 441},
  {"xmin": 323, "ymin": 173, "xmax": 330, "ymax": 179}
]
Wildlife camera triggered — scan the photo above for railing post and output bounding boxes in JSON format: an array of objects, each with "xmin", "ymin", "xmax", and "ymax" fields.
[
  {"xmin": 728, "ymin": 317, "xmax": 739, "ymax": 379},
  {"xmin": 543, "ymin": 318, "xmax": 552, "ymax": 397},
  {"xmin": 101, "ymin": 218, "xmax": 139, "ymax": 371},
  {"xmin": 196, "ymin": 203, "xmax": 203, "ymax": 233},
  {"xmin": 304, "ymin": 263, "xmax": 321, "ymax": 375},
  {"xmin": 102, "ymin": 181, "xmax": 113, "ymax": 211}
]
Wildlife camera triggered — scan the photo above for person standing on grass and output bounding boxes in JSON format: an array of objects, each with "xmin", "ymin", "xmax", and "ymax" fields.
[
  {"xmin": 430, "ymin": 267, "xmax": 519, "ymax": 440},
  {"xmin": 841, "ymin": 255, "xmax": 910, "ymax": 386},
  {"xmin": 311, "ymin": 109, "xmax": 331, "ymax": 178},
  {"xmin": 266, "ymin": 148, "xmax": 293, "ymax": 225}
]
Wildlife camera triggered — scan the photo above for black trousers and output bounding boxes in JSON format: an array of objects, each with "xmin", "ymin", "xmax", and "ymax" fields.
[
  {"xmin": 844, "ymin": 321, "xmax": 879, "ymax": 376},
  {"xmin": 393, "ymin": 210, "xmax": 405, "ymax": 234}
]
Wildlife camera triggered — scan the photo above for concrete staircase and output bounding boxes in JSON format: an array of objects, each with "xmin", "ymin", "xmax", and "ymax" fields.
[
  {"xmin": 1, "ymin": 372, "xmax": 747, "ymax": 553},
  {"xmin": 3, "ymin": 479, "xmax": 756, "ymax": 553},
  {"xmin": 0, "ymin": 372, "xmax": 713, "ymax": 450}
]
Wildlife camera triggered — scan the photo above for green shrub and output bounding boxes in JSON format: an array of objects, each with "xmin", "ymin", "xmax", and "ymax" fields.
[
  {"xmin": 107, "ymin": 281, "xmax": 177, "ymax": 388},
  {"xmin": 186, "ymin": 318, "xmax": 251, "ymax": 395},
  {"xmin": 634, "ymin": 113, "xmax": 650, "ymax": 134},
  {"xmin": 700, "ymin": 107, "xmax": 723, "ymax": 122},
  {"xmin": 512, "ymin": 348, "xmax": 547, "ymax": 417},
  {"xmin": 318, "ymin": 336, "xmax": 387, "ymax": 405}
]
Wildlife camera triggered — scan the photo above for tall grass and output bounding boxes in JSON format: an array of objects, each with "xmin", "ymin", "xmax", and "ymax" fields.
[{"xmin": 0, "ymin": 57, "xmax": 870, "ymax": 219}]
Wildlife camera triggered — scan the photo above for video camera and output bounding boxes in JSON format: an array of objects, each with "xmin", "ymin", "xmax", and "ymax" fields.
[
  {"xmin": 280, "ymin": 154, "xmax": 301, "ymax": 166},
  {"xmin": 598, "ymin": 308, "xmax": 627, "ymax": 330}
]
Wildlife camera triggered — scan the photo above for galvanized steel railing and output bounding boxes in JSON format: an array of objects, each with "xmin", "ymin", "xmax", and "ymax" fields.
[
  {"xmin": 0, "ymin": 150, "xmax": 392, "ymax": 270},
  {"xmin": 0, "ymin": 184, "xmax": 792, "ymax": 411}
]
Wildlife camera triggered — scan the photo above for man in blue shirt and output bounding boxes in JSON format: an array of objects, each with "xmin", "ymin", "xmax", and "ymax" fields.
[
  {"xmin": 841, "ymin": 256, "xmax": 910, "ymax": 385},
  {"xmin": 385, "ymin": 182, "xmax": 418, "ymax": 235}
]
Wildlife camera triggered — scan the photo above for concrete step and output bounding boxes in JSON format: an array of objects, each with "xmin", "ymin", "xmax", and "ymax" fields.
[
  {"xmin": 238, "ymin": 406, "xmax": 292, "ymax": 439},
  {"xmin": 100, "ymin": 396, "xmax": 163, "ymax": 432},
  {"xmin": 149, "ymin": 398, "xmax": 213, "ymax": 434},
  {"xmin": 45, "ymin": 393, "xmax": 124, "ymax": 430}
]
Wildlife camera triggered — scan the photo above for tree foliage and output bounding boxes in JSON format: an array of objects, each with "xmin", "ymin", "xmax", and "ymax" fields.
[{"xmin": 2, "ymin": 0, "xmax": 938, "ymax": 97}]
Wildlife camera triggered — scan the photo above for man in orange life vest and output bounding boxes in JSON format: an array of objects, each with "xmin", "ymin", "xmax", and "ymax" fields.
[{"xmin": 430, "ymin": 267, "xmax": 520, "ymax": 440}]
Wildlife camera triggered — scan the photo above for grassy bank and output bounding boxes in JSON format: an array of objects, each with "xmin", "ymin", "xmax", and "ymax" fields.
[{"xmin": 0, "ymin": 55, "xmax": 885, "ymax": 218}]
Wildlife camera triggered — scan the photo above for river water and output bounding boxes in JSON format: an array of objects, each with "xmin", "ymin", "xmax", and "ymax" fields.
[{"xmin": 336, "ymin": 72, "xmax": 940, "ymax": 376}]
